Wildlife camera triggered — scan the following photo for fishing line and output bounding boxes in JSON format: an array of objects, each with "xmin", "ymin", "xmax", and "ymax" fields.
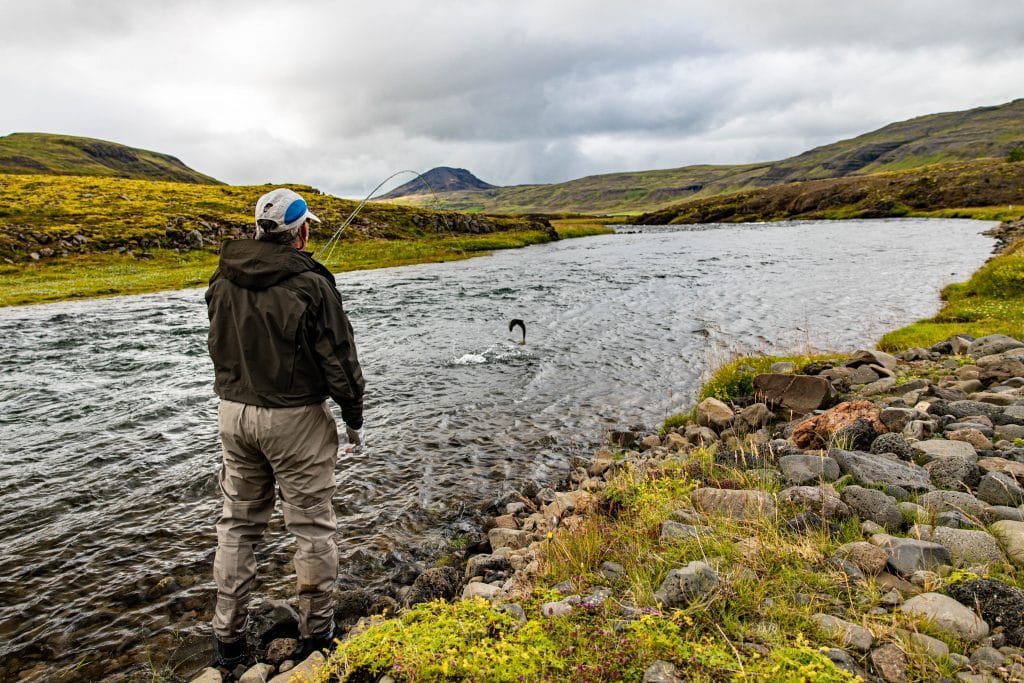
[{"xmin": 314, "ymin": 169, "xmax": 468, "ymax": 263}]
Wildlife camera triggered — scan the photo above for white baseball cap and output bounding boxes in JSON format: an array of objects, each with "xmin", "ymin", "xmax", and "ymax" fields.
[{"xmin": 254, "ymin": 188, "xmax": 321, "ymax": 234}]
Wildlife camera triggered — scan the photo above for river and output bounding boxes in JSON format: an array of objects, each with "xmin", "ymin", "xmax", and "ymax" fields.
[{"xmin": 0, "ymin": 218, "xmax": 995, "ymax": 680}]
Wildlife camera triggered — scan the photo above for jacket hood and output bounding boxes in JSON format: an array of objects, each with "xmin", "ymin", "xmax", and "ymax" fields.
[{"xmin": 213, "ymin": 239, "xmax": 333, "ymax": 290}]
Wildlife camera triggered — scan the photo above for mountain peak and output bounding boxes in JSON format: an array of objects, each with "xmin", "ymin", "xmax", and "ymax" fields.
[{"xmin": 378, "ymin": 167, "xmax": 497, "ymax": 199}]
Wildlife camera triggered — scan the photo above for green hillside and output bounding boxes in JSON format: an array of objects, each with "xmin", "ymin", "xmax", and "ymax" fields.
[
  {"xmin": 0, "ymin": 132, "xmax": 222, "ymax": 184},
  {"xmin": 385, "ymin": 99, "xmax": 1024, "ymax": 215}
]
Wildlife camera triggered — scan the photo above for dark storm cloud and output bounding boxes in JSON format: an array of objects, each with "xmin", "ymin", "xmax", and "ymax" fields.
[{"xmin": 1, "ymin": 1, "xmax": 1022, "ymax": 196}]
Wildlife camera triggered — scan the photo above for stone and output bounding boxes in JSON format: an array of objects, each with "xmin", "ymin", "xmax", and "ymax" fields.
[
  {"xmin": 862, "ymin": 377, "xmax": 899, "ymax": 396},
  {"xmin": 663, "ymin": 432, "xmax": 688, "ymax": 451},
  {"xmin": 492, "ymin": 514, "xmax": 518, "ymax": 529},
  {"xmin": 642, "ymin": 660, "xmax": 682, "ymax": 683},
  {"xmin": 833, "ymin": 541, "xmax": 889, "ymax": 575},
  {"xmin": 589, "ymin": 448, "xmax": 615, "ymax": 476},
  {"xmin": 991, "ymin": 520, "xmax": 1024, "ymax": 563},
  {"xmin": 980, "ymin": 358, "xmax": 1024, "ymax": 384},
  {"xmin": 944, "ymin": 401, "xmax": 1005, "ymax": 420},
  {"xmin": 660, "ymin": 521, "xmax": 710, "ymax": 542},
  {"xmin": 268, "ymin": 651, "xmax": 325, "ymax": 683},
  {"xmin": 599, "ymin": 561, "xmax": 626, "ymax": 581},
  {"xmin": 871, "ymin": 432, "xmax": 916, "ymax": 461},
  {"xmin": 752, "ymin": 373, "xmax": 834, "ymax": 417},
  {"xmin": 824, "ymin": 648, "xmax": 869, "ymax": 679},
  {"xmin": 898, "ymin": 502, "xmax": 929, "ymax": 525},
  {"xmin": 640, "ymin": 434, "xmax": 662, "ymax": 450},
  {"xmin": 770, "ymin": 361, "xmax": 795, "ymax": 374},
  {"xmin": 830, "ymin": 448, "xmax": 932, "ymax": 492},
  {"xmin": 265, "ymin": 638, "xmax": 300, "ymax": 664},
  {"xmin": 847, "ymin": 348, "xmax": 900, "ymax": 370},
  {"xmin": 969, "ymin": 646, "xmax": 1006, "ymax": 671},
  {"xmin": 841, "ymin": 485, "xmax": 903, "ymax": 531},
  {"xmin": 906, "ymin": 632, "xmax": 949, "ymax": 660},
  {"xmin": 737, "ymin": 402, "xmax": 774, "ymax": 430},
  {"xmin": 967, "ymin": 334, "xmax": 1024, "ymax": 359},
  {"xmin": 976, "ymin": 471, "xmax": 1024, "ymax": 506},
  {"xmin": 779, "ymin": 485, "xmax": 850, "ymax": 518},
  {"xmin": 874, "ymin": 571, "xmax": 921, "ymax": 597},
  {"xmin": 946, "ymin": 578, "xmax": 1024, "ymax": 647},
  {"xmin": 913, "ymin": 439, "xmax": 978, "ymax": 463},
  {"xmin": 936, "ymin": 511, "xmax": 981, "ymax": 529},
  {"xmin": 541, "ymin": 600, "xmax": 574, "ymax": 617},
  {"xmin": 786, "ymin": 511, "xmax": 834, "ymax": 534},
  {"xmin": 238, "ymin": 663, "xmax": 274, "ymax": 683},
  {"xmin": 792, "ymin": 401, "xmax": 886, "ymax": 449},
  {"xmin": 811, "ymin": 613, "xmax": 873, "ymax": 652},
  {"xmin": 879, "ymin": 537, "xmax": 953, "ymax": 577},
  {"xmin": 778, "ymin": 454, "xmax": 841, "ymax": 485},
  {"xmin": 918, "ymin": 491, "xmax": 989, "ymax": 521},
  {"xmin": 926, "ymin": 455, "xmax": 980, "ymax": 491},
  {"xmin": 462, "ymin": 581, "xmax": 503, "ymax": 600},
  {"xmin": 909, "ymin": 525, "xmax": 1004, "ymax": 565},
  {"xmin": 870, "ymin": 643, "xmax": 908, "ymax": 683},
  {"xmin": 488, "ymin": 528, "xmax": 534, "ymax": 551},
  {"xmin": 190, "ymin": 669, "xmax": 222, "ymax": 683},
  {"xmin": 995, "ymin": 424, "xmax": 1024, "ymax": 442},
  {"xmin": 696, "ymin": 397, "xmax": 734, "ymax": 430},
  {"xmin": 405, "ymin": 566, "xmax": 460, "ymax": 606},
  {"xmin": 465, "ymin": 554, "xmax": 512, "ymax": 581},
  {"xmin": 901, "ymin": 592, "xmax": 990, "ymax": 642},
  {"xmin": 948, "ymin": 429, "xmax": 994, "ymax": 452},
  {"xmin": 690, "ymin": 487, "xmax": 775, "ymax": 520},
  {"xmin": 653, "ymin": 561, "xmax": 719, "ymax": 609},
  {"xmin": 881, "ymin": 408, "xmax": 921, "ymax": 433},
  {"xmin": 987, "ymin": 505, "xmax": 1024, "ymax": 522},
  {"xmin": 904, "ymin": 420, "xmax": 935, "ymax": 441}
]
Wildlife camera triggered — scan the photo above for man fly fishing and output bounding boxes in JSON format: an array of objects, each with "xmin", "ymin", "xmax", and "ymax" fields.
[{"xmin": 205, "ymin": 188, "xmax": 365, "ymax": 671}]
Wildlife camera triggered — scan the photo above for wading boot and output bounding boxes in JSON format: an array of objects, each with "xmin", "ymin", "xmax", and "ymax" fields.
[{"xmin": 213, "ymin": 636, "xmax": 246, "ymax": 670}]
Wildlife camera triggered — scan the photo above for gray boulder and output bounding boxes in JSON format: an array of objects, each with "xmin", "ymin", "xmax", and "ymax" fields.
[
  {"xmin": 690, "ymin": 488, "xmax": 775, "ymax": 520},
  {"xmin": 752, "ymin": 373, "xmax": 835, "ymax": 417},
  {"xmin": 870, "ymin": 432, "xmax": 915, "ymax": 461},
  {"xmin": 918, "ymin": 490, "xmax": 989, "ymax": 521},
  {"xmin": 779, "ymin": 485, "xmax": 851, "ymax": 519},
  {"xmin": 653, "ymin": 561, "xmax": 719, "ymax": 609},
  {"xmin": 976, "ymin": 471, "xmax": 1024, "ymax": 506},
  {"xmin": 909, "ymin": 525, "xmax": 1004, "ymax": 565},
  {"xmin": 841, "ymin": 485, "xmax": 903, "ymax": 531},
  {"xmin": 778, "ymin": 454, "xmax": 841, "ymax": 485},
  {"xmin": 878, "ymin": 537, "xmax": 953, "ymax": 576},
  {"xmin": 901, "ymin": 592, "xmax": 990, "ymax": 642},
  {"xmin": 968, "ymin": 334, "xmax": 1024, "ymax": 359},
  {"xmin": 811, "ymin": 614, "xmax": 873, "ymax": 652},
  {"xmin": 830, "ymin": 448, "xmax": 932, "ymax": 492},
  {"xmin": 880, "ymin": 407, "xmax": 921, "ymax": 433},
  {"xmin": 912, "ymin": 439, "xmax": 978, "ymax": 464},
  {"xmin": 925, "ymin": 455, "xmax": 980, "ymax": 491}
]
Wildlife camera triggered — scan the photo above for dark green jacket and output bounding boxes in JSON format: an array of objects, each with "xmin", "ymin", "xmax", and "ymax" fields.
[{"xmin": 206, "ymin": 239, "xmax": 364, "ymax": 428}]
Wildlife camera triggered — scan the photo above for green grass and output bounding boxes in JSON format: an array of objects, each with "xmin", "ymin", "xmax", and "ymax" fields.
[
  {"xmin": 879, "ymin": 236, "xmax": 1024, "ymax": 349},
  {"xmin": 0, "ymin": 229, "xmax": 575, "ymax": 307}
]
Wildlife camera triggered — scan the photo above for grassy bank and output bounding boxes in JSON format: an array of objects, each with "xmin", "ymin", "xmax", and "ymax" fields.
[{"xmin": 0, "ymin": 222, "xmax": 612, "ymax": 307}]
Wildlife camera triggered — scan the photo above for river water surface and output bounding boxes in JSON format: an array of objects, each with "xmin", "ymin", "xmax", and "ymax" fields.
[{"xmin": 0, "ymin": 219, "xmax": 996, "ymax": 680}]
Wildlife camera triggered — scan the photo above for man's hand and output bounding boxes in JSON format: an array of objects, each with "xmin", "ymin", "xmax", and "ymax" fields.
[{"xmin": 345, "ymin": 425, "xmax": 365, "ymax": 451}]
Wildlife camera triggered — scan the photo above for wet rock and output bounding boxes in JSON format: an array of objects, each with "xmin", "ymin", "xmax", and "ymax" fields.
[
  {"xmin": 902, "ymin": 592, "xmax": 989, "ymax": 642},
  {"xmin": 653, "ymin": 561, "xmax": 719, "ymax": 609},
  {"xmin": 690, "ymin": 487, "xmax": 775, "ymax": 520},
  {"xmin": 871, "ymin": 432, "xmax": 916, "ymax": 461},
  {"xmin": 946, "ymin": 578, "xmax": 1024, "ymax": 647},
  {"xmin": 830, "ymin": 448, "xmax": 932, "ymax": 492},
  {"xmin": 405, "ymin": 566, "xmax": 460, "ymax": 606},
  {"xmin": 752, "ymin": 374, "xmax": 834, "ymax": 418},
  {"xmin": 792, "ymin": 401, "xmax": 885, "ymax": 449},
  {"xmin": 909, "ymin": 525, "xmax": 1004, "ymax": 565},
  {"xmin": 879, "ymin": 537, "xmax": 953, "ymax": 577},
  {"xmin": 976, "ymin": 471, "xmax": 1024, "ymax": 506},
  {"xmin": 252, "ymin": 599, "xmax": 300, "ymax": 643},
  {"xmin": 779, "ymin": 485, "xmax": 850, "ymax": 519},
  {"xmin": 642, "ymin": 659, "xmax": 682, "ymax": 683},
  {"xmin": 841, "ymin": 485, "xmax": 903, "ymax": 531},
  {"xmin": 777, "ymin": 454, "xmax": 840, "ymax": 485},
  {"xmin": 811, "ymin": 613, "xmax": 873, "ymax": 652},
  {"xmin": 696, "ymin": 398, "xmax": 734, "ymax": 430}
]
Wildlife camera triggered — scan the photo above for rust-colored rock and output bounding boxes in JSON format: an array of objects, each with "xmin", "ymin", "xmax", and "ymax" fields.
[{"xmin": 792, "ymin": 400, "xmax": 887, "ymax": 449}]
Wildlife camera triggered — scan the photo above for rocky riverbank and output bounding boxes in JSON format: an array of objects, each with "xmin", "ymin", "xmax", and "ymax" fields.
[{"xmin": 186, "ymin": 331, "xmax": 1024, "ymax": 682}]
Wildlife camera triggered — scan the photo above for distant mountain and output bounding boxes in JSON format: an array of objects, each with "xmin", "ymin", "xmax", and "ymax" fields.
[
  {"xmin": 378, "ymin": 167, "xmax": 496, "ymax": 199},
  {"xmin": 0, "ymin": 132, "xmax": 222, "ymax": 184},
  {"xmin": 382, "ymin": 98, "xmax": 1024, "ymax": 215}
]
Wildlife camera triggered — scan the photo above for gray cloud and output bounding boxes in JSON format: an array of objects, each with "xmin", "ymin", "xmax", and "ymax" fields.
[{"xmin": 2, "ymin": 1, "xmax": 1023, "ymax": 197}]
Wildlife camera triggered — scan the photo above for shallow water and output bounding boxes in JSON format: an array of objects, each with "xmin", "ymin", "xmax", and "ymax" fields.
[{"xmin": 0, "ymin": 218, "xmax": 995, "ymax": 679}]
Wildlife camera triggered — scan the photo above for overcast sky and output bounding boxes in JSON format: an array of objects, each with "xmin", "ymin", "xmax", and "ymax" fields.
[{"xmin": 2, "ymin": 1, "xmax": 1023, "ymax": 198}]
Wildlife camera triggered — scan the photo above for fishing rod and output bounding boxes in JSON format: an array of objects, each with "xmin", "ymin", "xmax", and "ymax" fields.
[{"xmin": 315, "ymin": 169, "xmax": 464, "ymax": 263}]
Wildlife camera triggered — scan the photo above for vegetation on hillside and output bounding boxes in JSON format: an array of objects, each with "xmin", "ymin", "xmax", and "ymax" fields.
[
  {"xmin": 383, "ymin": 99, "xmax": 1024, "ymax": 215},
  {"xmin": 0, "ymin": 132, "xmax": 221, "ymax": 184},
  {"xmin": 635, "ymin": 159, "xmax": 1024, "ymax": 224}
]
